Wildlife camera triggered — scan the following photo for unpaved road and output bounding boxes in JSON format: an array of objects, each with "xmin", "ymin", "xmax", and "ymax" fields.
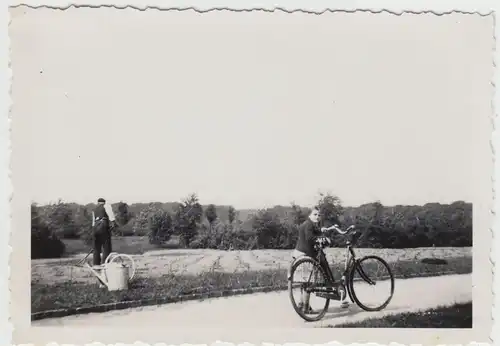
[{"xmin": 33, "ymin": 274, "xmax": 472, "ymax": 328}]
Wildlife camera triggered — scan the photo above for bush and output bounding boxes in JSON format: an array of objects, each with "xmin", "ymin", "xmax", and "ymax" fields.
[
  {"xmin": 251, "ymin": 209, "xmax": 286, "ymax": 248},
  {"xmin": 132, "ymin": 205, "xmax": 154, "ymax": 236},
  {"xmin": 31, "ymin": 204, "xmax": 66, "ymax": 259},
  {"xmin": 228, "ymin": 206, "xmax": 236, "ymax": 224},
  {"xmin": 114, "ymin": 202, "xmax": 131, "ymax": 226},
  {"xmin": 189, "ymin": 223, "xmax": 219, "ymax": 249},
  {"xmin": 173, "ymin": 193, "xmax": 203, "ymax": 247},
  {"xmin": 40, "ymin": 201, "xmax": 80, "ymax": 239},
  {"xmin": 31, "ymin": 227, "xmax": 66, "ymax": 259},
  {"xmin": 205, "ymin": 204, "xmax": 218, "ymax": 229},
  {"xmin": 113, "ymin": 222, "xmax": 136, "ymax": 237},
  {"xmin": 188, "ymin": 222, "xmax": 257, "ymax": 250},
  {"xmin": 30, "ymin": 193, "xmax": 473, "ymax": 253},
  {"xmin": 149, "ymin": 210, "xmax": 174, "ymax": 244}
]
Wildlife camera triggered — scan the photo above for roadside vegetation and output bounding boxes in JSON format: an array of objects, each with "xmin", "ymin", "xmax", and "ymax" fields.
[
  {"xmin": 31, "ymin": 192, "xmax": 472, "ymax": 259},
  {"xmin": 32, "ymin": 255, "xmax": 472, "ymax": 313},
  {"xmin": 333, "ymin": 302, "xmax": 472, "ymax": 328}
]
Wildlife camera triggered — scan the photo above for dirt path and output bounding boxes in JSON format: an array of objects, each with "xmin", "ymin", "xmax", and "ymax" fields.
[{"xmin": 32, "ymin": 273, "xmax": 472, "ymax": 328}]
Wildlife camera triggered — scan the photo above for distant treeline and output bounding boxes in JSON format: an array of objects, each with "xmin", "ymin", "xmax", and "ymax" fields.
[{"xmin": 31, "ymin": 192, "xmax": 473, "ymax": 259}]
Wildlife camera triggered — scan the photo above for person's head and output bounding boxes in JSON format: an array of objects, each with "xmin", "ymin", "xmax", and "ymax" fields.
[
  {"xmin": 309, "ymin": 207, "xmax": 320, "ymax": 223},
  {"xmin": 97, "ymin": 197, "xmax": 106, "ymax": 205}
]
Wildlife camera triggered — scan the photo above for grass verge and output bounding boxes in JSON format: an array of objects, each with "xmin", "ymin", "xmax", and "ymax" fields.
[
  {"xmin": 31, "ymin": 256, "xmax": 472, "ymax": 315},
  {"xmin": 333, "ymin": 302, "xmax": 472, "ymax": 328},
  {"xmin": 62, "ymin": 236, "xmax": 180, "ymax": 256}
]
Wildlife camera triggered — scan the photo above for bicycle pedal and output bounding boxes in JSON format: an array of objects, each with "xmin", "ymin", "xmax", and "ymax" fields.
[{"xmin": 316, "ymin": 292, "xmax": 341, "ymax": 300}]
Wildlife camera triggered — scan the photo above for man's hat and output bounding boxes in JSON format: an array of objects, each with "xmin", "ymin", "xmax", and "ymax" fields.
[{"xmin": 97, "ymin": 198, "xmax": 106, "ymax": 203}]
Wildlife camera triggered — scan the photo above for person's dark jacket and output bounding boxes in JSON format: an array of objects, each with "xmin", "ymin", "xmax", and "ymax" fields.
[
  {"xmin": 93, "ymin": 204, "xmax": 110, "ymax": 235},
  {"xmin": 93, "ymin": 204, "xmax": 109, "ymax": 221},
  {"xmin": 295, "ymin": 218, "xmax": 322, "ymax": 257}
]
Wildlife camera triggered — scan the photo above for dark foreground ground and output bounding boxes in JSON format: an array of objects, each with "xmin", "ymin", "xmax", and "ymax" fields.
[{"xmin": 333, "ymin": 302, "xmax": 472, "ymax": 328}]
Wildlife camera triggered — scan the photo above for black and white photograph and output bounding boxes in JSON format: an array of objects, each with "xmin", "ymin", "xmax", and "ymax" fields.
[{"xmin": 8, "ymin": 4, "xmax": 495, "ymax": 345}]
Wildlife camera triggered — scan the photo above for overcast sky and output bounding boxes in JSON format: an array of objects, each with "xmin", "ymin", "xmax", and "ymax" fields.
[{"xmin": 11, "ymin": 9, "xmax": 493, "ymax": 208}]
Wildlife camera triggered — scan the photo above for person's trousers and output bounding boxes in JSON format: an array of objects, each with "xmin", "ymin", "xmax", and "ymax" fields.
[
  {"xmin": 317, "ymin": 252, "xmax": 334, "ymax": 282},
  {"xmin": 289, "ymin": 249, "xmax": 333, "ymax": 281},
  {"xmin": 290, "ymin": 250, "xmax": 334, "ymax": 309},
  {"xmin": 93, "ymin": 219, "xmax": 112, "ymax": 266}
]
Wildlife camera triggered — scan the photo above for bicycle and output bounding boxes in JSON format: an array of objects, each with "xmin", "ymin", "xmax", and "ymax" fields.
[{"xmin": 288, "ymin": 224, "xmax": 395, "ymax": 322}]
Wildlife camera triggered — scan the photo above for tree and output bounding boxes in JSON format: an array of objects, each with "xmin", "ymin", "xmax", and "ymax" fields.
[
  {"xmin": 73, "ymin": 205, "xmax": 93, "ymax": 245},
  {"xmin": 114, "ymin": 201, "xmax": 131, "ymax": 226},
  {"xmin": 251, "ymin": 209, "xmax": 285, "ymax": 248},
  {"xmin": 132, "ymin": 203, "xmax": 157, "ymax": 236},
  {"xmin": 41, "ymin": 200, "xmax": 79, "ymax": 239},
  {"xmin": 316, "ymin": 192, "xmax": 344, "ymax": 227},
  {"xmin": 28, "ymin": 197, "xmax": 473, "ymax": 250},
  {"xmin": 73, "ymin": 205, "xmax": 92, "ymax": 231},
  {"xmin": 31, "ymin": 203, "xmax": 66, "ymax": 259},
  {"xmin": 173, "ymin": 193, "xmax": 203, "ymax": 247},
  {"xmin": 205, "ymin": 204, "xmax": 218, "ymax": 230},
  {"xmin": 149, "ymin": 210, "xmax": 173, "ymax": 244},
  {"xmin": 290, "ymin": 202, "xmax": 309, "ymax": 225},
  {"xmin": 314, "ymin": 192, "xmax": 344, "ymax": 247},
  {"xmin": 228, "ymin": 206, "xmax": 236, "ymax": 225}
]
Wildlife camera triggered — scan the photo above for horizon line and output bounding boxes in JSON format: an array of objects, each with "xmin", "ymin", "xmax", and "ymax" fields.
[{"xmin": 30, "ymin": 197, "xmax": 472, "ymax": 210}]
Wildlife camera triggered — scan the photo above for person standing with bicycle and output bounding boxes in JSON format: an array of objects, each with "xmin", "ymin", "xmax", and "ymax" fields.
[
  {"xmin": 290, "ymin": 207, "xmax": 349, "ymax": 312},
  {"xmin": 91, "ymin": 197, "xmax": 117, "ymax": 267}
]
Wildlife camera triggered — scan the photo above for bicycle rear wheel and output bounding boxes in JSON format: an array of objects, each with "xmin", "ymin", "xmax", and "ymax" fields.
[
  {"xmin": 288, "ymin": 257, "xmax": 330, "ymax": 322},
  {"xmin": 348, "ymin": 255, "xmax": 395, "ymax": 311}
]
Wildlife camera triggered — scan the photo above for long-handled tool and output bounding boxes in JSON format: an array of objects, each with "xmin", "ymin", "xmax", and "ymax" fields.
[{"xmin": 73, "ymin": 225, "xmax": 136, "ymax": 287}]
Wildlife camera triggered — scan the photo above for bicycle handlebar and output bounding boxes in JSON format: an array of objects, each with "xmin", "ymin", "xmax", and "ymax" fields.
[
  {"xmin": 321, "ymin": 224, "xmax": 356, "ymax": 235},
  {"xmin": 315, "ymin": 224, "xmax": 360, "ymax": 250}
]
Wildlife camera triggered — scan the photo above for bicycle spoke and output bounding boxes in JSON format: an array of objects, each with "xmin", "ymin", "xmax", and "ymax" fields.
[
  {"xmin": 349, "ymin": 256, "xmax": 395, "ymax": 312},
  {"xmin": 288, "ymin": 257, "xmax": 330, "ymax": 322}
]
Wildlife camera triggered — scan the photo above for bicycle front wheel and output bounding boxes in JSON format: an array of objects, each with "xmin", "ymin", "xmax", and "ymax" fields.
[
  {"xmin": 288, "ymin": 257, "xmax": 330, "ymax": 322},
  {"xmin": 348, "ymin": 255, "xmax": 395, "ymax": 312}
]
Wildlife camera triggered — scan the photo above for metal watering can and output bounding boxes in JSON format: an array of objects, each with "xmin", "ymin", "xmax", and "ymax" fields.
[{"xmin": 86, "ymin": 252, "xmax": 136, "ymax": 291}]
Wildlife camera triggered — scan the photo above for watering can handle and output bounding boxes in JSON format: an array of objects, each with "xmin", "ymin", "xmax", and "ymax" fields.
[
  {"xmin": 104, "ymin": 253, "xmax": 137, "ymax": 281},
  {"xmin": 105, "ymin": 252, "xmax": 120, "ymax": 264}
]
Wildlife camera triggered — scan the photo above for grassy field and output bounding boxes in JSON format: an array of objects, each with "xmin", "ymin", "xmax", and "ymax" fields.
[
  {"xmin": 333, "ymin": 302, "xmax": 473, "ymax": 328},
  {"xmin": 31, "ymin": 239, "xmax": 473, "ymax": 316},
  {"xmin": 31, "ymin": 244, "xmax": 472, "ymax": 285},
  {"xmin": 31, "ymin": 252, "xmax": 472, "ymax": 313},
  {"xmin": 60, "ymin": 236, "xmax": 181, "ymax": 256}
]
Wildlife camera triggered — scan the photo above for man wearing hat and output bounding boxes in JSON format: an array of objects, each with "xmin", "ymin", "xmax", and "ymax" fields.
[{"xmin": 91, "ymin": 197, "xmax": 116, "ymax": 266}]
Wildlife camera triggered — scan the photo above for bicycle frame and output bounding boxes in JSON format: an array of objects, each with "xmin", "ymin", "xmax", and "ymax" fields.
[
  {"xmin": 314, "ymin": 242, "xmax": 356, "ymax": 285},
  {"xmin": 303, "ymin": 231, "xmax": 375, "ymax": 296},
  {"xmin": 326, "ymin": 239, "xmax": 377, "ymax": 287}
]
